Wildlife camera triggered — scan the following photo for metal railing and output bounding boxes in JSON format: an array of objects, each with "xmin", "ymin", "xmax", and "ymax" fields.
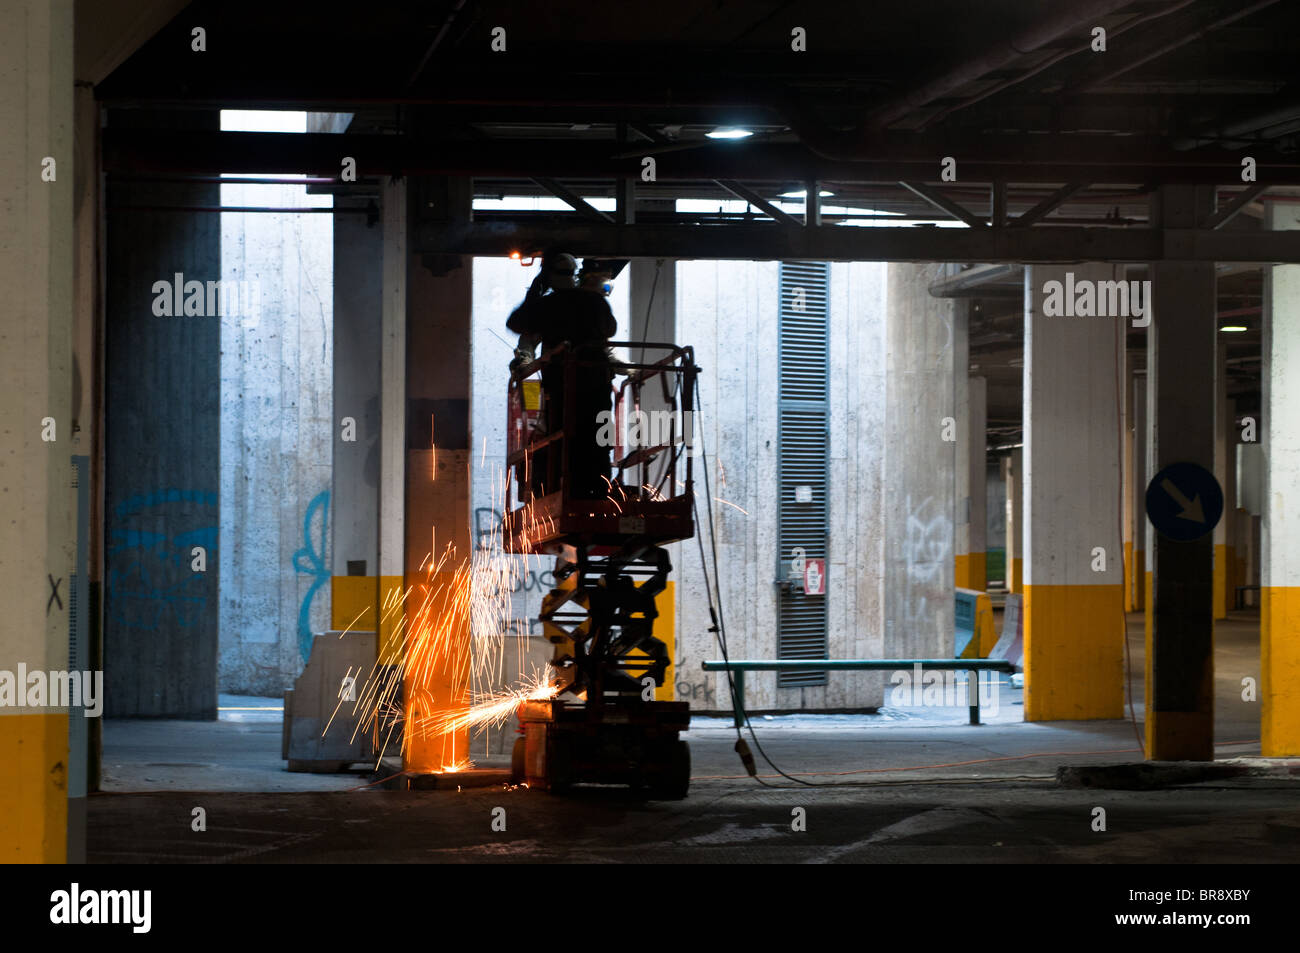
[{"xmin": 701, "ymin": 658, "xmax": 1018, "ymax": 727}]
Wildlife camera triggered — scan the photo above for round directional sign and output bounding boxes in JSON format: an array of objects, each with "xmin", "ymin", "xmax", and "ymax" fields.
[{"xmin": 1145, "ymin": 462, "xmax": 1224, "ymax": 541}]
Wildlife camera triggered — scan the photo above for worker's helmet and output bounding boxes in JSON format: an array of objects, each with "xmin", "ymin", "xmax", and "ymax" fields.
[
  {"xmin": 579, "ymin": 258, "xmax": 628, "ymax": 296},
  {"xmin": 542, "ymin": 252, "xmax": 579, "ymax": 291}
]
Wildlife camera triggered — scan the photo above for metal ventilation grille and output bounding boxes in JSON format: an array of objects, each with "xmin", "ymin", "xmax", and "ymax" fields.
[{"xmin": 777, "ymin": 262, "xmax": 829, "ymax": 687}]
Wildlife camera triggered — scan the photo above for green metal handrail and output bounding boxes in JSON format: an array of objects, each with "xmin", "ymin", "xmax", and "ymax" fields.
[{"xmin": 701, "ymin": 658, "xmax": 1017, "ymax": 727}]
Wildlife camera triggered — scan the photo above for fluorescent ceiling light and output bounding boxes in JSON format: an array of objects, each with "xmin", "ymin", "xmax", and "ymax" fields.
[
  {"xmin": 1219, "ymin": 325, "xmax": 1248, "ymax": 332},
  {"xmin": 706, "ymin": 127, "xmax": 753, "ymax": 139},
  {"xmin": 778, "ymin": 189, "xmax": 835, "ymax": 198}
]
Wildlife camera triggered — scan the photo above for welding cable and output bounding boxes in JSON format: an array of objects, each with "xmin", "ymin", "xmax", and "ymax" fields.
[
  {"xmin": 692, "ymin": 383, "xmax": 833, "ymax": 787},
  {"xmin": 348, "ymin": 768, "xmax": 411, "ymax": 791},
  {"xmin": 689, "ymin": 737, "xmax": 1263, "ymax": 783}
]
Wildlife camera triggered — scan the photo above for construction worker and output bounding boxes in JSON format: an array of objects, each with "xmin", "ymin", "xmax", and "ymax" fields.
[{"xmin": 507, "ymin": 256, "xmax": 625, "ymax": 499}]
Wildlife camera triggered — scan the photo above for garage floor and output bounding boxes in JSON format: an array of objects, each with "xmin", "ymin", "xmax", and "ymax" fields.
[{"xmin": 90, "ymin": 610, "xmax": 1298, "ymax": 863}]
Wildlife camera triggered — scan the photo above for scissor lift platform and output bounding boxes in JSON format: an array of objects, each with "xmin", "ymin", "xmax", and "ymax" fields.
[{"xmin": 503, "ymin": 340, "xmax": 698, "ymax": 797}]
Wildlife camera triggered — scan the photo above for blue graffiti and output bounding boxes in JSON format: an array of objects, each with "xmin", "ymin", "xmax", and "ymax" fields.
[
  {"xmin": 292, "ymin": 491, "xmax": 330, "ymax": 661},
  {"xmin": 106, "ymin": 489, "xmax": 218, "ymax": 631}
]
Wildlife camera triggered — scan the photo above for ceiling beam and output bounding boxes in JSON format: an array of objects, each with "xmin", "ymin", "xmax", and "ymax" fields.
[
  {"xmin": 899, "ymin": 182, "xmax": 986, "ymax": 228},
  {"xmin": 1010, "ymin": 182, "xmax": 1088, "ymax": 227},
  {"xmin": 530, "ymin": 177, "xmax": 612, "ymax": 223},
  {"xmin": 101, "ymin": 129, "xmax": 1300, "ymax": 184},
  {"xmin": 413, "ymin": 220, "xmax": 1300, "ymax": 264},
  {"xmin": 1203, "ymin": 185, "xmax": 1269, "ymax": 230},
  {"xmin": 714, "ymin": 180, "xmax": 800, "ymax": 226}
]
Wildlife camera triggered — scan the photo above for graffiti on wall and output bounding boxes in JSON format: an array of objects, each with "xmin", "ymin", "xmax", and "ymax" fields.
[
  {"xmin": 106, "ymin": 489, "xmax": 218, "ymax": 630},
  {"xmin": 292, "ymin": 490, "xmax": 330, "ymax": 661}
]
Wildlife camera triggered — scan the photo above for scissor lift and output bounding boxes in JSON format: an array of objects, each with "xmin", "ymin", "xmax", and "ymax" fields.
[{"xmin": 504, "ymin": 341, "xmax": 697, "ymax": 797}]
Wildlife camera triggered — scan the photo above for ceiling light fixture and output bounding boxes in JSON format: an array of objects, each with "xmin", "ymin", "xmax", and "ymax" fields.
[{"xmin": 706, "ymin": 127, "xmax": 753, "ymax": 139}]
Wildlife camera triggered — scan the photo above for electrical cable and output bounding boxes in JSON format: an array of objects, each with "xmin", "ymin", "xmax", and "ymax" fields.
[{"xmin": 692, "ymin": 380, "xmax": 862, "ymax": 787}]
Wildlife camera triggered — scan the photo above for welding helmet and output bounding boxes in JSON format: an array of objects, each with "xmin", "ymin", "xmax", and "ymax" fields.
[
  {"xmin": 579, "ymin": 258, "xmax": 628, "ymax": 296},
  {"xmin": 542, "ymin": 252, "xmax": 579, "ymax": 291}
]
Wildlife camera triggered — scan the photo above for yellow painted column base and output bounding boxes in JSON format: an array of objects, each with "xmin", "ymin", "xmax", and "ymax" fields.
[
  {"xmin": 0, "ymin": 712, "xmax": 68, "ymax": 862},
  {"xmin": 1262, "ymin": 587, "xmax": 1300, "ymax": 756},
  {"xmin": 332, "ymin": 575, "xmax": 379, "ymax": 631},
  {"xmin": 954, "ymin": 552, "xmax": 987, "ymax": 591},
  {"xmin": 1023, "ymin": 584, "xmax": 1124, "ymax": 720},
  {"xmin": 377, "ymin": 575, "xmax": 405, "ymax": 665}
]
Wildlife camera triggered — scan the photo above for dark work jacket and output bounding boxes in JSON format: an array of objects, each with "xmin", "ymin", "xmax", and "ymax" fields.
[{"xmin": 507, "ymin": 288, "xmax": 617, "ymax": 354}]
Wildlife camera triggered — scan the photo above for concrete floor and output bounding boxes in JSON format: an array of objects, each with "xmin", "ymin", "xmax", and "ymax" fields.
[{"xmin": 89, "ymin": 609, "xmax": 1300, "ymax": 863}]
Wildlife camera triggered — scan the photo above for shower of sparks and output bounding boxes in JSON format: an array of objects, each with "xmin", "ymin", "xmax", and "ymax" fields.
[
  {"xmin": 321, "ymin": 389, "xmax": 705, "ymax": 773},
  {"xmin": 323, "ymin": 455, "xmax": 558, "ymax": 773}
]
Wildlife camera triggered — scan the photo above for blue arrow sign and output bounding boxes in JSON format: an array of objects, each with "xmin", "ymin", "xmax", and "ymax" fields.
[{"xmin": 1146, "ymin": 462, "xmax": 1224, "ymax": 541}]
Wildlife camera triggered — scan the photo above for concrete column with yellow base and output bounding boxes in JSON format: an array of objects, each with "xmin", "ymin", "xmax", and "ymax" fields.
[
  {"xmin": 403, "ymin": 243, "xmax": 473, "ymax": 774},
  {"xmin": 1003, "ymin": 448, "xmax": 1022, "ymax": 593},
  {"xmin": 1130, "ymin": 372, "xmax": 1147, "ymax": 612},
  {"xmin": 0, "ymin": 0, "xmax": 74, "ymax": 862},
  {"xmin": 1022, "ymin": 264, "xmax": 1125, "ymax": 721},
  {"xmin": 956, "ymin": 375, "xmax": 988, "ymax": 590},
  {"xmin": 1262, "ymin": 201, "xmax": 1300, "ymax": 756},
  {"xmin": 1213, "ymin": 342, "xmax": 1235, "ymax": 620},
  {"xmin": 1144, "ymin": 186, "xmax": 1217, "ymax": 761}
]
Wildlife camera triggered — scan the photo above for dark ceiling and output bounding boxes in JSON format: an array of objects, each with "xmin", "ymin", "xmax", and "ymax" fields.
[{"xmin": 98, "ymin": 0, "xmax": 1290, "ymax": 440}]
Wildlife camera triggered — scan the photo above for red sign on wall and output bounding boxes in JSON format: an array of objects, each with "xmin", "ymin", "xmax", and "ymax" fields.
[{"xmin": 804, "ymin": 559, "xmax": 826, "ymax": 595}]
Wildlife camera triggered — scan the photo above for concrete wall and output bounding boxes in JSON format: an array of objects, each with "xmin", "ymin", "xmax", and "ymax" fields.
[
  {"xmin": 987, "ymin": 460, "xmax": 1007, "ymax": 583},
  {"xmin": 103, "ymin": 110, "xmax": 221, "ymax": 717},
  {"xmin": 883, "ymin": 262, "xmax": 957, "ymax": 662},
  {"xmin": 466, "ymin": 256, "xmax": 630, "ymax": 753},
  {"xmin": 674, "ymin": 260, "xmax": 782, "ymax": 708},
  {"xmin": 330, "ymin": 196, "xmax": 382, "ymax": 601},
  {"xmin": 463, "ymin": 257, "xmax": 935, "ymax": 714},
  {"xmin": 217, "ymin": 178, "xmax": 333, "ymax": 695},
  {"xmin": 0, "ymin": 0, "xmax": 75, "ymax": 858},
  {"xmin": 826, "ymin": 262, "xmax": 888, "ymax": 705}
]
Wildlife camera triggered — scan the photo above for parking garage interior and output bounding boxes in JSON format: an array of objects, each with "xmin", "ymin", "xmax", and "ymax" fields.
[{"xmin": 4, "ymin": 0, "xmax": 1300, "ymax": 902}]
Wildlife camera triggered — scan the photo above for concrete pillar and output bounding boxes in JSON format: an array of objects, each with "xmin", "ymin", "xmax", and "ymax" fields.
[
  {"xmin": 1003, "ymin": 448, "xmax": 1022, "ymax": 594},
  {"xmin": 330, "ymin": 197, "xmax": 383, "ymax": 636},
  {"xmin": 628, "ymin": 259, "xmax": 679, "ymax": 701},
  {"xmin": 103, "ymin": 108, "xmax": 221, "ymax": 718},
  {"xmin": 675, "ymin": 260, "xmax": 781, "ymax": 710},
  {"xmin": 378, "ymin": 180, "xmax": 407, "ymax": 673},
  {"xmin": 403, "ymin": 244, "xmax": 472, "ymax": 773},
  {"xmin": 1145, "ymin": 185, "xmax": 1217, "ymax": 760},
  {"xmin": 883, "ymin": 263, "xmax": 955, "ymax": 661},
  {"xmin": 1262, "ymin": 200, "xmax": 1300, "ymax": 755},
  {"xmin": 1131, "ymin": 371, "xmax": 1147, "ymax": 611},
  {"xmin": 1121, "ymin": 361, "xmax": 1134, "ymax": 611},
  {"xmin": 1023, "ymin": 263, "xmax": 1124, "ymax": 720},
  {"xmin": 956, "ymin": 372, "xmax": 987, "ymax": 590},
  {"xmin": 0, "ymin": 0, "xmax": 74, "ymax": 861},
  {"xmin": 1213, "ymin": 342, "xmax": 1235, "ymax": 620}
]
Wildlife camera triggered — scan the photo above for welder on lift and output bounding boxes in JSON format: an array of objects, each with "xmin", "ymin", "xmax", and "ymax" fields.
[{"xmin": 507, "ymin": 254, "xmax": 625, "ymax": 499}]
